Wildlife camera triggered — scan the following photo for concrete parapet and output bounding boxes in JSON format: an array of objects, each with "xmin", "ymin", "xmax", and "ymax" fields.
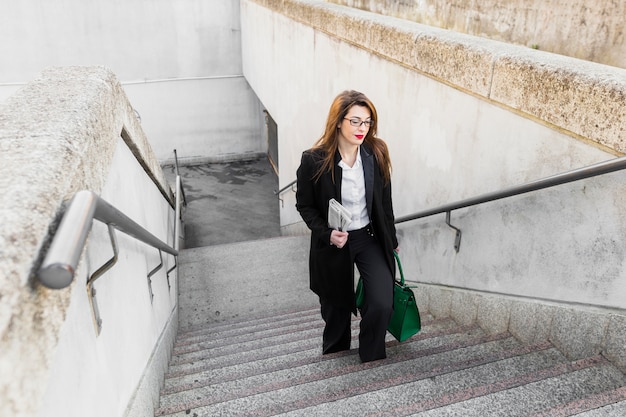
[
  {"xmin": 251, "ymin": 0, "xmax": 626, "ymax": 154},
  {"xmin": 0, "ymin": 66, "xmax": 169, "ymax": 416},
  {"xmin": 329, "ymin": 0, "xmax": 626, "ymax": 70},
  {"xmin": 419, "ymin": 283, "xmax": 626, "ymax": 373}
]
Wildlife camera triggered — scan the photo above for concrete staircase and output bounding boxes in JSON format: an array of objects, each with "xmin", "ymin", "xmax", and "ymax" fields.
[{"xmin": 156, "ymin": 235, "xmax": 626, "ymax": 416}]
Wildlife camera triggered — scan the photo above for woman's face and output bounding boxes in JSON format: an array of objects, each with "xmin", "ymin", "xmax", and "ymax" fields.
[{"xmin": 337, "ymin": 105, "xmax": 372, "ymax": 148}]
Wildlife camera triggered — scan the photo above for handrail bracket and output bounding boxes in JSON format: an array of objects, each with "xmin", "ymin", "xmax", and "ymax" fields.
[
  {"xmin": 166, "ymin": 257, "xmax": 177, "ymax": 291},
  {"xmin": 147, "ymin": 250, "xmax": 164, "ymax": 303},
  {"xmin": 445, "ymin": 211, "xmax": 462, "ymax": 253},
  {"xmin": 275, "ymin": 180, "xmax": 297, "ymax": 207},
  {"xmin": 87, "ymin": 224, "xmax": 119, "ymax": 336}
]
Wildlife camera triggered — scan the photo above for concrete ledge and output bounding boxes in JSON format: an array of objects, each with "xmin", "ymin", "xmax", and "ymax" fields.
[
  {"xmin": 252, "ymin": 0, "xmax": 626, "ymax": 154},
  {"xmin": 509, "ymin": 301, "xmax": 554, "ymax": 344},
  {"xmin": 329, "ymin": 0, "xmax": 626, "ymax": 70},
  {"xmin": 418, "ymin": 283, "xmax": 626, "ymax": 372},
  {"xmin": 0, "ymin": 66, "xmax": 170, "ymax": 415},
  {"xmin": 491, "ymin": 54, "xmax": 626, "ymax": 153},
  {"xmin": 550, "ymin": 307, "xmax": 608, "ymax": 360}
]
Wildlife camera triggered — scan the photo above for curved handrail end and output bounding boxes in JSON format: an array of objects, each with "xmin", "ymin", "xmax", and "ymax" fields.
[{"xmin": 39, "ymin": 263, "xmax": 75, "ymax": 289}]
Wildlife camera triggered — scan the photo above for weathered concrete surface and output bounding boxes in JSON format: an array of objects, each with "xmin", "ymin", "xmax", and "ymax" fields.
[
  {"xmin": 178, "ymin": 235, "xmax": 316, "ymax": 330},
  {"xmin": 0, "ymin": 0, "xmax": 265, "ymax": 164},
  {"xmin": 241, "ymin": 0, "xmax": 626, "ymax": 346},
  {"xmin": 0, "ymin": 66, "xmax": 170, "ymax": 416},
  {"xmin": 491, "ymin": 53, "xmax": 626, "ymax": 153},
  {"xmin": 251, "ymin": 0, "xmax": 626, "ymax": 155},
  {"xmin": 418, "ymin": 283, "xmax": 626, "ymax": 373},
  {"xmin": 329, "ymin": 0, "xmax": 626, "ymax": 70},
  {"xmin": 163, "ymin": 157, "xmax": 281, "ymax": 248}
]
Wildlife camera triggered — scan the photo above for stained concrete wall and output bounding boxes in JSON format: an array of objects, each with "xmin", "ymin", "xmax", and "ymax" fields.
[
  {"xmin": 329, "ymin": 0, "xmax": 626, "ymax": 69},
  {"xmin": 0, "ymin": 67, "xmax": 178, "ymax": 417},
  {"xmin": 241, "ymin": 0, "xmax": 626, "ymax": 314},
  {"xmin": 0, "ymin": 0, "xmax": 265, "ymax": 163}
]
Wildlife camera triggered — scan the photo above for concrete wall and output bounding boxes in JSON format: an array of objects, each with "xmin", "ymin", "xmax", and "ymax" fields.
[
  {"xmin": 0, "ymin": 67, "xmax": 178, "ymax": 416},
  {"xmin": 329, "ymin": 0, "xmax": 626, "ymax": 69},
  {"xmin": 241, "ymin": 0, "xmax": 626, "ymax": 314},
  {"xmin": 0, "ymin": 0, "xmax": 266, "ymax": 163}
]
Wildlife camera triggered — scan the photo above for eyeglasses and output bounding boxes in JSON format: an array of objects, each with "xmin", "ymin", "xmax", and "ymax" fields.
[{"xmin": 344, "ymin": 118, "xmax": 374, "ymax": 127}]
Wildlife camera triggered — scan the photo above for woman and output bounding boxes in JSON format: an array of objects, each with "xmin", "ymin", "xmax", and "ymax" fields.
[{"xmin": 296, "ymin": 90, "xmax": 399, "ymax": 362}]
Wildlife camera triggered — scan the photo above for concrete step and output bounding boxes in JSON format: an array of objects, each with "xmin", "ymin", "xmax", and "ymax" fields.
[
  {"xmin": 177, "ymin": 235, "xmax": 318, "ymax": 331},
  {"xmin": 160, "ymin": 235, "xmax": 626, "ymax": 416},
  {"xmin": 173, "ymin": 307, "xmax": 321, "ymax": 348},
  {"xmin": 155, "ymin": 302, "xmax": 626, "ymax": 417},
  {"xmin": 161, "ymin": 312, "xmax": 476, "ymax": 401},
  {"xmin": 402, "ymin": 359, "xmax": 626, "ymax": 417},
  {"xmin": 275, "ymin": 359, "xmax": 626, "ymax": 417},
  {"xmin": 569, "ymin": 397, "xmax": 626, "ymax": 416}
]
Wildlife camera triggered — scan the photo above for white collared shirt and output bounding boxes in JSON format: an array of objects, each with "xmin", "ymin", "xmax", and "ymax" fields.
[{"xmin": 338, "ymin": 148, "xmax": 369, "ymax": 231}]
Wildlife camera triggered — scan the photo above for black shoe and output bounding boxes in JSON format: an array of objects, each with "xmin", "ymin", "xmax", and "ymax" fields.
[{"xmin": 359, "ymin": 353, "xmax": 386, "ymax": 363}]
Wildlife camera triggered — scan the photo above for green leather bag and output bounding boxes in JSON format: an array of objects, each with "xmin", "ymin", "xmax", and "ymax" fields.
[{"xmin": 355, "ymin": 251, "xmax": 421, "ymax": 342}]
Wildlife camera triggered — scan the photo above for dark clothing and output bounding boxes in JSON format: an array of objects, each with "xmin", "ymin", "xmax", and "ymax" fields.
[
  {"xmin": 296, "ymin": 144, "xmax": 398, "ymax": 361},
  {"xmin": 352, "ymin": 225, "xmax": 394, "ymax": 361},
  {"xmin": 295, "ymin": 145, "xmax": 398, "ymax": 312},
  {"xmin": 319, "ymin": 226, "xmax": 394, "ymax": 361}
]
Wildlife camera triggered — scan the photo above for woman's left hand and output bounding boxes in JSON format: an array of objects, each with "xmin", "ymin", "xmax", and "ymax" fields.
[{"xmin": 330, "ymin": 229, "xmax": 349, "ymax": 249}]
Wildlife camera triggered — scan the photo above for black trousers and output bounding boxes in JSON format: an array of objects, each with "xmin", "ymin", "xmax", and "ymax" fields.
[{"xmin": 320, "ymin": 225, "xmax": 394, "ymax": 362}]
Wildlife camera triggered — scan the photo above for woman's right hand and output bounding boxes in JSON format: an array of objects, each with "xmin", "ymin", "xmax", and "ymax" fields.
[{"xmin": 330, "ymin": 229, "xmax": 349, "ymax": 249}]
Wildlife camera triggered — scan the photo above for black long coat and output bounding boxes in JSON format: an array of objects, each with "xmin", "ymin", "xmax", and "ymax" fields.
[{"xmin": 295, "ymin": 144, "xmax": 398, "ymax": 311}]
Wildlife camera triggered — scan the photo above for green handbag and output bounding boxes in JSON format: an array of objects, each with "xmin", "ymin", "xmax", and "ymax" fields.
[
  {"xmin": 388, "ymin": 251, "xmax": 421, "ymax": 341},
  {"xmin": 355, "ymin": 251, "xmax": 421, "ymax": 342}
]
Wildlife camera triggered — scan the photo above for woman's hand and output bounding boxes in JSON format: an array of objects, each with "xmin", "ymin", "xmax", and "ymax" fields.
[{"xmin": 330, "ymin": 229, "xmax": 349, "ymax": 249}]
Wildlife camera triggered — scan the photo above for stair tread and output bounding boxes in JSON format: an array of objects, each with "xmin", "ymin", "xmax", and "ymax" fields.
[
  {"xmin": 276, "ymin": 357, "xmax": 619, "ymax": 417},
  {"xmin": 162, "ymin": 324, "xmax": 486, "ymax": 395},
  {"xmin": 158, "ymin": 305, "xmax": 626, "ymax": 417},
  {"xmin": 274, "ymin": 360, "xmax": 626, "ymax": 417},
  {"xmin": 165, "ymin": 357, "xmax": 623, "ymax": 417},
  {"xmin": 402, "ymin": 358, "xmax": 626, "ymax": 417},
  {"xmin": 175, "ymin": 307, "xmax": 320, "ymax": 342},
  {"xmin": 166, "ymin": 317, "xmax": 456, "ymax": 376},
  {"xmin": 171, "ymin": 318, "xmax": 325, "ymax": 361},
  {"xmin": 569, "ymin": 394, "xmax": 626, "ymax": 417},
  {"xmin": 157, "ymin": 327, "xmax": 564, "ymax": 416},
  {"xmin": 157, "ymin": 343, "xmax": 577, "ymax": 416}
]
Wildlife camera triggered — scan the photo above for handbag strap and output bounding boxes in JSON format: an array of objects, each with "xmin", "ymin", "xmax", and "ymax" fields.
[{"xmin": 393, "ymin": 251, "xmax": 405, "ymax": 285}]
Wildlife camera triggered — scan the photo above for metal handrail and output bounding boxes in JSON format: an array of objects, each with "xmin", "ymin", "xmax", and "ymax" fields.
[
  {"xmin": 38, "ymin": 190, "xmax": 179, "ymax": 289},
  {"xmin": 394, "ymin": 155, "xmax": 626, "ymax": 251},
  {"xmin": 273, "ymin": 155, "xmax": 626, "ymax": 250},
  {"xmin": 274, "ymin": 179, "xmax": 297, "ymax": 196},
  {"xmin": 395, "ymin": 155, "xmax": 626, "ymax": 224},
  {"xmin": 173, "ymin": 149, "xmax": 187, "ymax": 208},
  {"xmin": 274, "ymin": 179, "xmax": 297, "ymax": 208}
]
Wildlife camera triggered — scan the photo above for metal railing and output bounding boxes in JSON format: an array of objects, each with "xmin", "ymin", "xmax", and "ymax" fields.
[
  {"xmin": 278, "ymin": 155, "xmax": 626, "ymax": 252},
  {"xmin": 173, "ymin": 149, "xmax": 187, "ymax": 209},
  {"xmin": 38, "ymin": 150, "xmax": 186, "ymax": 335},
  {"xmin": 395, "ymin": 154, "xmax": 626, "ymax": 251},
  {"xmin": 274, "ymin": 179, "xmax": 297, "ymax": 207},
  {"xmin": 38, "ymin": 190, "xmax": 178, "ymax": 288}
]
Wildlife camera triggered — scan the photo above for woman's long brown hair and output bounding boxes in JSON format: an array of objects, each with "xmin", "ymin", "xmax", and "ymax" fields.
[{"xmin": 312, "ymin": 90, "xmax": 392, "ymax": 183}]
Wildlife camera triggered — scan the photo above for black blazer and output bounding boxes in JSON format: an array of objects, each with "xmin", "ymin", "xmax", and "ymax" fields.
[{"xmin": 296, "ymin": 144, "xmax": 398, "ymax": 311}]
